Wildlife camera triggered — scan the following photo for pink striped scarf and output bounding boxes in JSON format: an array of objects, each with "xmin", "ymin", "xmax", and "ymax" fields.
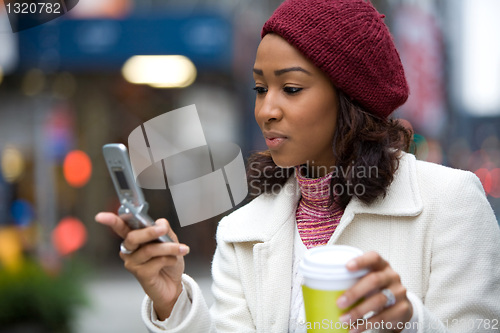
[{"xmin": 295, "ymin": 166, "xmax": 344, "ymax": 248}]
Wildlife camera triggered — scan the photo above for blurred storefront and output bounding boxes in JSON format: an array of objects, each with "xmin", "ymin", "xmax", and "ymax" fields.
[{"xmin": 0, "ymin": 0, "xmax": 273, "ymax": 270}]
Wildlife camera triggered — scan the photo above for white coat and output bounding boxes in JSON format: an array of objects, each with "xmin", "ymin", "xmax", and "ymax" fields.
[{"xmin": 142, "ymin": 153, "xmax": 500, "ymax": 332}]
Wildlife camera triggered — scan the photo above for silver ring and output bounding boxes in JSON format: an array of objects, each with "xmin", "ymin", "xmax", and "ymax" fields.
[
  {"xmin": 381, "ymin": 288, "xmax": 396, "ymax": 308},
  {"xmin": 120, "ymin": 242, "xmax": 134, "ymax": 255}
]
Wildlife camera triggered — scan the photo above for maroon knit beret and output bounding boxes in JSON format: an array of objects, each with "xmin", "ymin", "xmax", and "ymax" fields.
[{"xmin": 262, "ymin": 0, "xmax": 409, "ymax": 118}]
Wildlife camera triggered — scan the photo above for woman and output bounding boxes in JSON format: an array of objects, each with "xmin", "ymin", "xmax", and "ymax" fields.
[{"xmin": 96, "ymin": 0, "xmax": 500, "ymax": 332}]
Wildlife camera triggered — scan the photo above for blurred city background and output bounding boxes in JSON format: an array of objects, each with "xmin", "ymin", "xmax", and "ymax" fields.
[{"xmin": 0, "ymin": 0, "xmax": 499, "ymax": 332}]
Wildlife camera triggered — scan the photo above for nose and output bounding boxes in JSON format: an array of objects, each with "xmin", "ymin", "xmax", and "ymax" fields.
[{"xmin": 255, "ymin": 91, "xmax": 283, "ymax": 124}]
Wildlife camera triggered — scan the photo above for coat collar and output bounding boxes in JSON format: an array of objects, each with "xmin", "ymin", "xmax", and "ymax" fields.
[
  {"xmin": 222, "ymin": 152, "xmax": 423, "ymax": 243},
  {"xmin": 345, "ymin": 152, "xmax": 423, "ymax": 217}
]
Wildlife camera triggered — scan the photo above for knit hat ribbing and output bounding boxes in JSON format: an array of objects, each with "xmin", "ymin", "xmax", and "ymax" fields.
[{"xmin": 261, "ymin": 0, "xmax": 409, "ymax": 118}]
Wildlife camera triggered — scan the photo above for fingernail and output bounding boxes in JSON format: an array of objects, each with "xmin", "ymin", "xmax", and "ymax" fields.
[
  {"xmin": 337, "ymin": 296, "xmax": 348, "ymax": 308},
  {"xmin": 179, "ymin": 245, "xmax": 190, "ymax": 255},
  {"xmin": 339, "ymin": 313, "xmax": 350, "ymax": 323},
  {"xmin": 346, "ymin": 260, "xmax": 357, "ymax": 270},
  {"xmin": 349, "ymin": 329, "xmax": 360, "ymax": 333}
]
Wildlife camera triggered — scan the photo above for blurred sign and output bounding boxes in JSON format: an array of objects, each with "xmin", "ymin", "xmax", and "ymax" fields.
[
  {"xmin": 17, "ymin": 13, "xmax": 233, "ymax": 71},
  {"xmin": 394, "ymin": 4, "xmax": 446, "ymax": 138}
]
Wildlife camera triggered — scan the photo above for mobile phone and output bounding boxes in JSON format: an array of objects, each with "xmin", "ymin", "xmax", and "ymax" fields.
[{"xmin": 102, "ymin": 143, "xmax": 172, "ymax": 243}]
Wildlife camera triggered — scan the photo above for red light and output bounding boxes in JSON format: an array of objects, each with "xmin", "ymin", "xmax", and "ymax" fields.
[
  {"xmin": 63, "ymin": 150, "xmax": 92, "ymax": 187},
  {"xmin": 474, "ymin": 168, "xmax": 492, "ymax": 194},
  {"xmin": 52, "ymin": 217, "xmax": 87, "ymax": 256},
  {"xmin": 489, "ymin": 168, "xmax": 500, "ymax": 198}
]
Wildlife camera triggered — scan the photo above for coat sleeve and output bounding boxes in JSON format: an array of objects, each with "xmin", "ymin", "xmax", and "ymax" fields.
[
  {"xmin": 141, "ymin": 274, "xmax": 213, "ymax": 333},
  {"xmin": 141, "ymin": 217, "xmax": 257, "ymax": 332},
  {"xmin": 414, "ymin": 171, "xmax": 500, "ymax": 333}
]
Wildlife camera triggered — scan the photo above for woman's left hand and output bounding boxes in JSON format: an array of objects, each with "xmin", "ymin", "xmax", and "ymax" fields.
[{"xmin": 337, "ymin": 251, "xmax": 413, "ymax": 333}]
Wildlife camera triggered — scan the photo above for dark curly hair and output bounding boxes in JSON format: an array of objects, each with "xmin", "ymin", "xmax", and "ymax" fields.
[{"xmin": 246, "ymin": 90, "xmax": 413, "ymax": 209}]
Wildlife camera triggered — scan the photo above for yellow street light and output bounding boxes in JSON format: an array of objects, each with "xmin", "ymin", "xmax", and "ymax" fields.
[{"xmin": 122, "ymin": 55, "xmax": 197, "ymax": 88}]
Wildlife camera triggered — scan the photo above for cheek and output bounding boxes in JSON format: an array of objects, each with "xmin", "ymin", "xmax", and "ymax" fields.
[
  {"xmin": 309, "ymin": 93, "xmax": 338, "ymax": 136},
  {"xmin": 295, "ymin": 105, "xmax": 337, "ymax": 135},
  {"xmin": 293, "ymin": 106, "xmax": 337, "ymax": 151}
]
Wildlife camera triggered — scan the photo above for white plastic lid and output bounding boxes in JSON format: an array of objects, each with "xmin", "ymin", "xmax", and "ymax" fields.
[{"xmin": 299, "ymin": 245, "xmax": 368, "ymax": 281}]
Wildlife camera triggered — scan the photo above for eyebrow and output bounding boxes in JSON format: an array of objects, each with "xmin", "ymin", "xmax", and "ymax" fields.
[{"xmin": 253, "ymin": 67, "xmax": 312, "ymax": 76}]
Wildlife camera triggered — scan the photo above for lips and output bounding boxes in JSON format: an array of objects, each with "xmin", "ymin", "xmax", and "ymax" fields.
[{"xmin": 263, "ymin": 131, "xmax": 288, "ymax": 149}]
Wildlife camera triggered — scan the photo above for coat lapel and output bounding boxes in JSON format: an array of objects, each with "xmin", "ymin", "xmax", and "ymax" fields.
[
  {"xmin": 222, "ymin": 175, "xmax": 301, "ymax": 243},
  {"xmin": 220, "ymin": 176, "xmax": 300, "ymax": 331}
]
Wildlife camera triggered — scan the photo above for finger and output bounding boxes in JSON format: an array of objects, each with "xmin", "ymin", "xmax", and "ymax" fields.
[
  {"xmin": 348, "ymin": 300, "xmax": 412, "ymax": 333},
  {"xmin": 346, "ymin": 251, "xmax": 388, "ymax": 272},
  {"xmin": 122, "ymin": 218, "xmax": 175, "ymax": 251},
  {"xmin": 156, "ymin": 218, "xmax": 179, "ymax": 243},
  {"xmin": 338, "ymin": 267, "xmax": 394, "ymax": 309},
  {"xmin": 95, "ymin": 212, "xmax": 131, "ymax": 239},
  {"xmin": 341, "ymin": 285, "xmax": 406, "ymax": 323},
  {"xmin": 124, "ymin": 255, "xmax": 181, "ymax": 280},
  {"xmin": 123, "ymin": 242, "xmax": 190, "ymax": 265}
]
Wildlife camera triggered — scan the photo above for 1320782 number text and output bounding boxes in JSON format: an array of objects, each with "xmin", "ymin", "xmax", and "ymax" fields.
[{"xmin": 5, "ymin": 2, "xmax": 62, "ymax": 14}]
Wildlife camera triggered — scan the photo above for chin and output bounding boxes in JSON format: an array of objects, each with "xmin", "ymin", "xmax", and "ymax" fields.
[{"xmin": 270, "ymin": 153, "xmax": 301, "ymax": 169}]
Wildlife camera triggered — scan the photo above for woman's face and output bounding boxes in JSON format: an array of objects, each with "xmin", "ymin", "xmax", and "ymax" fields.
[{"xmin": 253, "ymin": 33, "xmax": 339, "ymax": 173}]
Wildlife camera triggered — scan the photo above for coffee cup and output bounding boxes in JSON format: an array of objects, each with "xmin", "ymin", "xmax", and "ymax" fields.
[{"xmin": 299, "ymin": 245, "xmax": 368, "ymax": 332}]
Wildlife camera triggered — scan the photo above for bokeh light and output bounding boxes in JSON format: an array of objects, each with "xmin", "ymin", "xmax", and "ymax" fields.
[
  {"xmin": 63, "ymin": 150, "xmax": 92, "ymax": 188},
  {"xmin": 0, "ymin": 227, "xmax": 23, "ymax": 272},
  {"xmin": 52, "ymin": 72, "xmax": 78, "ymax": 99},
  {"xmin": 122, "ymin": 55, "xmax": 197, "ymax": 88},
  {"xmin": 69, "ymin": 0, "xmax": 132, "ymax": 18},
  {"xmin": 489, "ymin": 168, "xmax": 500, "ymax": 198},
  {"xmin": 425, "ymin": 139, "xmax": 443, "ymax": 164},
  {"xmin": 1, "ymin": 145, "xmax": 25, "ymax": 183},
  {"xmin": 468, "ymin": 149, "xmax": 492, "ymax": 172},
  {"xmin": 44, "ymin": 106, "xmax": 75, "ymax": 161},
  {"xmin": 481, "ymin": 135, "xmax": 500, "ymax": 151},
  {"xmin": 52, "ymin": 217, "xmax": 87, "ymax": 256},
  {"xmin": 481, "ymin": 135, "xmax": 500, "ymax": 167},
  {"xmin": 475, "ymin": 168, "xmax": 492, "ymax": 194},
  {"xmin": 413, "ymin": 134, "xmax": 429, "ymax": 161},
  {"xmin": 21, "ymin": 68, "xmax": 46, "ymax": 96},
  {"xmin": 447, "ymin": 138, "xmax": 471, "ymax": 170},
  {"xmin": 10, "ymin": 200, "xmax": 35, "ymax": 227}
]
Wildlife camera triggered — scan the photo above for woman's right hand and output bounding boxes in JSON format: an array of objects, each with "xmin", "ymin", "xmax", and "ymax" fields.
[{"xmin": 95, "ymin": 212, "xmax": 190, "ymax": 320}]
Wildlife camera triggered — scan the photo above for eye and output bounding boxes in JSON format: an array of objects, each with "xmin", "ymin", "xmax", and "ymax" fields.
[
  {"xmin": 253, "ymin": 86, "xmax": 268, "ymax": 95},
  {"xmin": 284, "ymin": 86, "xmax": 302, "ymax": 95}
]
